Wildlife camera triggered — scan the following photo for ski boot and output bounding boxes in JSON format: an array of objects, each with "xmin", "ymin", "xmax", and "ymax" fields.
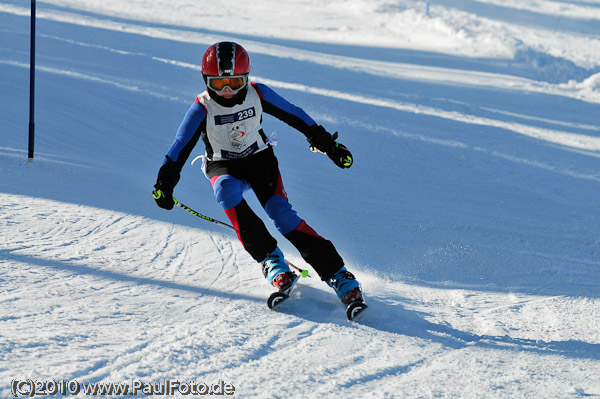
[
  {"xmin": 327, "ymin": 267, "xmax": 363, "ymax": 304},
  {"xmin": 327, "ymin": 267, "xmax": 367, "ymax": 320},
  {"xmin": 261, "ymin": 247, "xmax": 294, "ymax": 291}
]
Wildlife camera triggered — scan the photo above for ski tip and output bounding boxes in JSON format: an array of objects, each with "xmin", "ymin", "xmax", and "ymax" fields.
[
  {"xmin": 346, "ymin": 301, "xmax": 368, "ymax": 321},
  {"xmin": 267, "ymin": 292, "xmax": 289, "ymax": 309}
]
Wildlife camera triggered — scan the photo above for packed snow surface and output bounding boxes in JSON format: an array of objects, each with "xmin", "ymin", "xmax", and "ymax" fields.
[{"xmin": 1, "ymin": 0, "xmax": 599, "ymax": 397}]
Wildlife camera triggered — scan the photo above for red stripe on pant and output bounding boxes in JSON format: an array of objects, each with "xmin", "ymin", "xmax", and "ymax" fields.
[
  {"xmin": 224, "ymin": 207, "xmax": 244, "ymax": 246},
  {"xmin": 273, "ymin": 172, "xmax": 288, "ymax": 200},
  {"xmin": 295, "ymin": 220, "xmax": 323, "ymax": 239}
]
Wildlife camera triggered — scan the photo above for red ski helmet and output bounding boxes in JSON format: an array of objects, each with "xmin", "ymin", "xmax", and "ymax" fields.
[{"xmin": 202, "ymin": 42, "xmax": 250, "ymax": 79}]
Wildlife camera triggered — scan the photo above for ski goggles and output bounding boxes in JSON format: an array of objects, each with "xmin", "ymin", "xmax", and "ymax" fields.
[{"xmin": 206, "ymin": 75, "xmax": 248, "ymax": 92}]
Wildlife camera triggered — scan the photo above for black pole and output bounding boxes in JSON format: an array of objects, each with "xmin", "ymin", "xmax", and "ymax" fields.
[{"xmin": 28, "ymin": 0, "xmax": 36, "ymax": 162}]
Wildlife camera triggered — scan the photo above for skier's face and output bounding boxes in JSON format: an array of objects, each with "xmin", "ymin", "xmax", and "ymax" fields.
[{"xmin": 216, "ymin": 86, "xmax": 235, "ymax": 99}]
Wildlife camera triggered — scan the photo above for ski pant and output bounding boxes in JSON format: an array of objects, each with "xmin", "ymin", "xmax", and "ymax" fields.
[{"xmin": 205, "ymin": 147, "xmax": 343, "ymax": 281}]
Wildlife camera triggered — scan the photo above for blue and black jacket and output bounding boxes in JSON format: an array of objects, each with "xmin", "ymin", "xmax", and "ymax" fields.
[{"xmin": 161, "ymin": 82, "xmax": 324, "ymax": 180}]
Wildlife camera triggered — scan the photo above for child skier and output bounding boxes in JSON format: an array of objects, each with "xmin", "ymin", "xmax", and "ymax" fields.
[{"xmin": 152, "ymin": 41, "xmax": 363, "ymax": 306}]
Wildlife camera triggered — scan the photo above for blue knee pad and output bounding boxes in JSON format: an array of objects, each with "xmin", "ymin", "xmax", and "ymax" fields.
[
  {"xmin": 213, "ymin": 175, "xmax": 250, "ymax": 209},
  {"xmin": 265, "ymin": 196, "xmax": 301, "ymax": 235}
]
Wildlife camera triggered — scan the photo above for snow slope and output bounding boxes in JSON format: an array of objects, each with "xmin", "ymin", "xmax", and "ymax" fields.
[{"xmin": 1, "ymin": 0, "xmax": 599, "ymax": 397}]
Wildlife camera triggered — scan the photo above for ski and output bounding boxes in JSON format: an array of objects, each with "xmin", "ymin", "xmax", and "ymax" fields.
[
  {"xmin": 346, "ymin": 300, "xmax": 368, "ymax": 321},
  {"xmin": 267, "ymin": 273, "xmax": 300, "ymax": 309}
]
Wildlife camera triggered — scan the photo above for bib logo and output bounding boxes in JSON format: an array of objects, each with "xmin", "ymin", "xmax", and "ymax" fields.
[{"xmin": 230, "ymin": 125, "xmax": 247, "ymax": 149}]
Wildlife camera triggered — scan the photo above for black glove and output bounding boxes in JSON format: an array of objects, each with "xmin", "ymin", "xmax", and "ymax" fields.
[
  {"xmin": 152, "ymin": 186, "xmax": 174, "ymax": 209},
  {"xmin": 307, "ymin": 125, "xmax": 353, "ymax": 169},
  {"xmin": 327, "ymin": 140, "xmax": 353, "ymax": 168},
  {"xmin": 153, "ymin": 160, "xmax": 180, "ymax": 210}
]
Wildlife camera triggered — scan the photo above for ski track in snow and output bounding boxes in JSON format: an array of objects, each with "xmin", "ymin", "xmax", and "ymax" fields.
[
  {"xmin": 2, "ymin": 193, "xmax": 600, "ymax": 397},
  {"xmin": 2, "ymin": 0, "xmax": 600, "ymax": 397}
]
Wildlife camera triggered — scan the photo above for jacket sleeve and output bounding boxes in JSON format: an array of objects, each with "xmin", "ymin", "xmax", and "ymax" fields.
[
  {"xmin": 251, "ymin": 82, "xmax": 318, "ymax": 138},
  {"xmin": 164, "ymin": 100, "xmax": 206, "ymax": 168},
  {"xmin": 156, "ymin": 100, "xmax": 207, "ymax": 190}
]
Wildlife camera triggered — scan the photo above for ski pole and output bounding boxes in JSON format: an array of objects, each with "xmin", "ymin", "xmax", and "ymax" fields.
[
  {"xmin": 173, "ymin": 197, "xmax": 236, "ymax": 231},
  {"xmin": 171, "ymin": 197, "xmax": 311, "ymax": 278}
]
